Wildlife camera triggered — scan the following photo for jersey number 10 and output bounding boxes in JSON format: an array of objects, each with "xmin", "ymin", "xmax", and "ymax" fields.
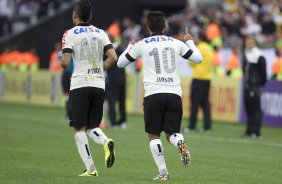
[{"xmin": 149, "ymin": 47, "xmax": 176, "ymax": 74}]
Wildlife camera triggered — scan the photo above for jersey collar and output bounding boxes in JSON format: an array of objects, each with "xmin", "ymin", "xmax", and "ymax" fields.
[
  {"xmin": 76, "ymin": 23, "xmax": 90, "ymax": 26},
  {"xmin": 151, "ymin": 32, "xmax": 165, "ymax": 36}
]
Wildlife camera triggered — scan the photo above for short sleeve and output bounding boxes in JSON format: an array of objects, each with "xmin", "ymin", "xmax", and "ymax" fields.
[
  {"xmin": 102, "ymin": 31, "xmax": 113, "ymax": 53},
  {"xmin": 127, "ymin": 42, "xmax": 141, "ymax": 62},
  {"xmin": 62, "ymin": 31, "xmax": 73, "ymax": 54},
  {"xmin": 179, "ymin": 41, "xmax": 193, "ymax": 59}
]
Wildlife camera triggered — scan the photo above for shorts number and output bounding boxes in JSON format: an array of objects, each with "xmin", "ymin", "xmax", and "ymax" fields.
[{"xmin": 149, "ymin": 47, "xmax": 176, "ymax": 74}]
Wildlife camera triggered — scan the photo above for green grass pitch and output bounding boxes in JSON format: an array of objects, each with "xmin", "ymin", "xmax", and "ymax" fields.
[{"xmin": 0, "ymin": 103, "xmax": 281, "ymax": 184}]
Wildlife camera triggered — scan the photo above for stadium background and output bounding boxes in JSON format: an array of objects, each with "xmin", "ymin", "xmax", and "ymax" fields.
[
  {"xmin": 0, "ymin": 1, "xmax": 282, "ymax": 183},
  {"xmin": 0, "ymin": 0, "xmax": 282, "ymax": 126}
]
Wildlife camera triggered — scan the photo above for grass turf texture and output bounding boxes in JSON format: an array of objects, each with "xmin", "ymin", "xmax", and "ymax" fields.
[{"xmin": 0, "ymin": 103, "xmax": 281, "ymax": 184}]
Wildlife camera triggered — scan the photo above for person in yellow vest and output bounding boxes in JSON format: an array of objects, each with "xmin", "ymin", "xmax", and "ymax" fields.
[
  {"xmin": 271, "ymin": 48, "xmax": 282, "ymax": 80},
  {"xmin": 226, "ymin": 47, "xmax": 243, "ymax": 78},
  {"xmin": 184, "ymin": 31, "xmax": 212, "ymax": 133}
]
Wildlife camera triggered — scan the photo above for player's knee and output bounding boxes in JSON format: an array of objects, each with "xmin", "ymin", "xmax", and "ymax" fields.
[
  {"xmin": 75, "ymin": 126, "xmax": 86, "ymax": 132},
  {"xmin": 148, "ymin": 133, "xmax": 160, "ymax": 141}
]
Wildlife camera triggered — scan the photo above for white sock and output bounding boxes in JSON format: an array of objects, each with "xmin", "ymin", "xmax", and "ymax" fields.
[
  {"xmin": 75, "ymin": 131, "xmax": 96, "ymax": 172},
  {"xmin": 149, "ymin": 139, "xmax": 168, "ymax": 176},
  {"xmin": 169, "ymin": 133, "xmax": 184, "ymax": 147},
  {"xmin": 86, "ymin": 128, "xmax": 108, "ymax": 145}
]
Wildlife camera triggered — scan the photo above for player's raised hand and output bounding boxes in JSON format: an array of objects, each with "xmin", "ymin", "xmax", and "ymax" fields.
[
  {"xmin": 129, "ymin": 38, "xmax": 136, "ymax": 45},
  {"xmin": 129, "ymin": 33, "xmax": 136, "ymax": 45},
  {"xmin": 184, "ymin": 27, "xmax": 193, "ymax": 42}
]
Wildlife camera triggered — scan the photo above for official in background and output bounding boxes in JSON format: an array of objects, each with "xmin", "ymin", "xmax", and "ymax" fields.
[
  {"xmin": 61, "ymin": 52, "xmax": 74, "ymax": 121},
  {"xmin": 243, "ymin": 37, "xmax": 267, "ymax": 138},
  {"xmin": 54, "ymin": 47, "xmax": 74, "ymax": 121},
  {"xmin": 106, "ymin": 34, "xmax": 127, "ymax": 129},
  {"xmin": 184, "ymin": 32, "xmax": 213, "ymax": 133}
]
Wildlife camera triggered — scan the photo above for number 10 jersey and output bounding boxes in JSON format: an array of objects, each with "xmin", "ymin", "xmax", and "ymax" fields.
[{"xmin": 127, "ymin": 34, "xmax": 193, "ymax": 97}]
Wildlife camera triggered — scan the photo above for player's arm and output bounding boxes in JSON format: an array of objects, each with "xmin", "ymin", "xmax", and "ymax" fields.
[
  {"xmin": 104, "ymin": 48, "xmax": 118, "ymax": 71},
  {"xmin": 117, "ymin": 39, "xmax": 139, "ymax": 68},
  {"xmin": 61, "ymin": 31, "xmax": 73, "ymax": 69},
  {"xmin": 182, "ymin": 28, "xmax": 202, "ymax": 64},
  {"xmin": 61, "ymin": 53, "xmax": 71, "ymax": 69},
  {"xmin": 185, "ymin": 40, "xmax": 202, "ymax": 64},
  {"xmin": 102, "ymin": 32, "xmax": 118, "ymax": 71},
  {"xmin": 117, "ymin": 44, "xmax": 135, "ymax": 68}
]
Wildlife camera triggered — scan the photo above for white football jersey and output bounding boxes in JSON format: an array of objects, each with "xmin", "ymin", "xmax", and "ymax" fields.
[
  {"xmin": 127, "ymin": 34, "xmax": 193, "ymax": 97},
  {"xmin": 62, "ymin": 23, "xmax": 112, "ymax": 90}
]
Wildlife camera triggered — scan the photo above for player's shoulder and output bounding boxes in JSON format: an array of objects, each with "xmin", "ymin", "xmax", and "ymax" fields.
[
  {"xmin": 88, "ymin": 25, "xmax": 106, "ymax": 34},
  {"xmin": 63, "ymin": 26, "xmax": 77, "ymax": 35}
]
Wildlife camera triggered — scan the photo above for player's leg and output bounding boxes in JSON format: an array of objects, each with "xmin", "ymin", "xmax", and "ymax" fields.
[
  {"xmin": 69, "ymin": 88, "xmax": 97, "ymax": 176},
  {"xmin": 164, "ymin": 94, "xmax": 190, "ymax": 166},
  {"xmin": 87, "ymin": 87, "xmax": 115, "ymax": 168},
  {"xmin": 149, "ymin": 134, "xmax": 169, "ymax": 180},
  {"xmin": 75, "ymin": 127, "xmax": 98, "ymax": 176},
  {"xmin": 144, "ymin": 94, "xmax": 169, "ymax": 180}
]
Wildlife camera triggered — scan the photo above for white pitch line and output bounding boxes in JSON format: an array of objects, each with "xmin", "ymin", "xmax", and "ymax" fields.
[
  {"xmin": 191, "ymin": 135, "xmax": 282, "ymax": 148},
  {"xmin": 1, "ymin": 112, "xmax": 282, "ymax": 148}
]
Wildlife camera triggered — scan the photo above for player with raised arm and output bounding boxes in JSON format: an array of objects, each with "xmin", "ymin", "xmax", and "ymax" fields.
[
  {"xmin": 61, "ymin": 0, "xmax": 117, "ymax": 177},
  {"xmin": 117, "ymin": 11, "xmax": 202, "ymax": 180}
]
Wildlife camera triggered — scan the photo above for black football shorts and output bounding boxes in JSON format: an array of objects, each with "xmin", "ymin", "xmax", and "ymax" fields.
[
  {"xmin": 143, "ymin": 93, "xmax": 183, "ymax": 135},
  {"xmin": 68, "ymin": 87, "xmax": 104, "ymax": 129}
]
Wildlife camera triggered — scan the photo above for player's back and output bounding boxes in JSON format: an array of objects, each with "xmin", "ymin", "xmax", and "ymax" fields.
[
  {"xmin": 62, "ymin": 24, "xmax": 111, "ymax": 90},
  {"xmin": 130, "ymin": 35, "xmax": 188, "ymax": 97}
]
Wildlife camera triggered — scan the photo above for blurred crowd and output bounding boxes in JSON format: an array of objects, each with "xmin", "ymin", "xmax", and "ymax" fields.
[
  {"xmin": 0, "ymin": 47, "xmax": 39, "ymax": 71},
  {"xmin": 0, "ymin": 0, "xmax": 77, "ymax": 38},
  {"xmin": 107, "ymin": 0, "xmax": 282, "ymax": 80},
  {"xmin": 169, "ymin": 0, "xmax": 282, "ymax": 48},
  {"xmin": 1, "ymin": 0, "xmax": 282, "ymax": 79}
]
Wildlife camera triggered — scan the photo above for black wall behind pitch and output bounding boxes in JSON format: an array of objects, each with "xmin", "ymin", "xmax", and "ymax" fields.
[{"xmin": 0, "ymin": 0, "xmax": 185, "ymax": 68}]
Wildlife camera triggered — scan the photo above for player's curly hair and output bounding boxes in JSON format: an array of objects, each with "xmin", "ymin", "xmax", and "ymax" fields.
[
  {"xmin": 147, "ymin": 11, "xmax": 166, "ymax": 33},
  {"xmin": 74, "ymin": 0, "xmax": 92, "ymax": 22}
]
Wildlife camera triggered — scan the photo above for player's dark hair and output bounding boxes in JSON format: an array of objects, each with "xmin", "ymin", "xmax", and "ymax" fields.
[
  {"xmin": 74, "ymin": 0, "xmax": 92, "ymax": 22},
  {"xmin": 147, "ymin": 11, "xmax": 165, "ymax": 33}
]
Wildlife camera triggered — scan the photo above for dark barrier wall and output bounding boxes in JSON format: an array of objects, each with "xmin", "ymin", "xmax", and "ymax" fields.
[{"xmin": 0, "ymin": 0, "xmax": 185, "ymax": 68}]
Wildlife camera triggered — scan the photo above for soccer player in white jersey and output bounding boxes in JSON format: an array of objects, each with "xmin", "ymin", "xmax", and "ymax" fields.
[
  {"xmin": 61, "ymin": 0, "xmax": 117, "ymax": 177},
  {"xmin": 117, "ymin": 11, "xmax": 202, "ymax": 180}
]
